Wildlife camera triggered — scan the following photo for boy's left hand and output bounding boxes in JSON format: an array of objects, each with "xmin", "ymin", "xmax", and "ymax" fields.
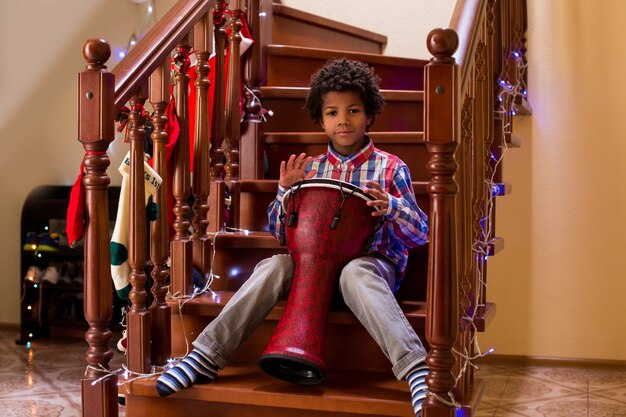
[{"xmin": 363, "ymin": 181, "xmax": 389, "ymax": 217}]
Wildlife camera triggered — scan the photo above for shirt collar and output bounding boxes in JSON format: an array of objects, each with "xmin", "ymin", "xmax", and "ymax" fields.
[{"xmin": 326, "ymin": 136, "xmax": 374, "ymax": 170}]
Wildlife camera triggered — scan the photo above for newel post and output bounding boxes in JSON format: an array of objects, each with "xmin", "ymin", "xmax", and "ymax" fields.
[
  {"xmin": 78, "ymin": 39, "xmax": 118, "ymax": 417},
  {"xmin": 423, "ymin": 28, "xmax": 460, "ymax": 417}
]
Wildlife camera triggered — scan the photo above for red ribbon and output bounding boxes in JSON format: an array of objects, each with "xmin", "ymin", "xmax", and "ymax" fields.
[
  {"xmin": 116, "ymin": 102, "xmax": 151, "ymax": 142},
  {"xmin": 213, "ymin": 1, "xmax": 228, "ymax": 26},
  {"xmin": 172, "ymin": 46, "xmax": 194, "ymax": 75},
  {"xmin": 66, "ymin": 151, "xmax": 106, "ymax": 248}
]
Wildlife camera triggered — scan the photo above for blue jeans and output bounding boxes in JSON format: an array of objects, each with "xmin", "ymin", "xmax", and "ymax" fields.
[{"xmin": 193, "ymin": 254, "xmax": 427, "ymax": 380}]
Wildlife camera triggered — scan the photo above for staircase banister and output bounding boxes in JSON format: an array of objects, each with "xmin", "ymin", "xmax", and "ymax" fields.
[
  {"xmin": 449, "ymin": 0, "xmax": 488, "ymax": 93},
  {"xmin": 112, "ymin": 0, "xmax": 213, "ymax": 109}
]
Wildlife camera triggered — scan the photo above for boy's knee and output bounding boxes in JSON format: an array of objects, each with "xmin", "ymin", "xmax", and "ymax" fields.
[
  {"xmin": 339, "ymin": 258, "xmax": 374, "ymax": 292},
  {"xmin": 339, "ymin": 257, "xmax": 393, "ymax": 296},
  {"xmin": 269, "ymin": 254, "xmax": 294, "ymax": 275},
  {"xmin": 251, "ymin": 254, "xmax": 294, "ymax": 293}
]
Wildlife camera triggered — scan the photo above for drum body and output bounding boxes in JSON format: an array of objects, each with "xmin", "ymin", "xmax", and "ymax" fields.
[{"xmin": 258, "ymin": 179, "xmax": 377, "ymax": 384}]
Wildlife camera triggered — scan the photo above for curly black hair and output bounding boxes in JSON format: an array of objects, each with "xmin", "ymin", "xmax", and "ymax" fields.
[{"xmin": 305, "ymin": 58, "xmax": 385, "ymax": 126}]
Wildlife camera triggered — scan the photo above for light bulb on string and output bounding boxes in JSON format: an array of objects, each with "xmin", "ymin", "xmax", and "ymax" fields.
[
  {"xmin": 446, "ymin": 42, "xmax": 528, "ymax": 409},
  {"xmin": 121, "ymin": 0, "xmax": 157, "ymax": 57}
]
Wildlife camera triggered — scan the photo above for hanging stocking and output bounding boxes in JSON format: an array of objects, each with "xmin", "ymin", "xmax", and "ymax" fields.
[{"xmin": 110, "ymin": 151, "xmax": 163, "ymax": 300}]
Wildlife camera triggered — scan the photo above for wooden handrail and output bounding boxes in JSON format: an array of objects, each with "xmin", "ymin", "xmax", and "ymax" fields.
[
  {"xmin": 449, "ymin": 0, "xmax": 488, "ymax": 93},
  {"xmin": 112, "ymin": 0, "xmax": 212, "ymax": 109}
]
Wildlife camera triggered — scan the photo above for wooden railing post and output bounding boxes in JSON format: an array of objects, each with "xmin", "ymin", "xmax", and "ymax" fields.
[
  {"xmin": 191, "ymin": 13, "xmax": 213, "ymax": 278},
  {"xmin": 224, "ymin": 2, "xmax": 243, "ymax": 183},
  {"xmin": 423, "ymin": 28, "xmax": 460, "ymax": 417},
  {"xmin": 127, "ymin": 88, "xmax": 152, "ymax": 374},
  {"xmin": 224, "ymin": 1, "xmax": 244, "ymax": 227},
  {"xmin": 78, "ymin": 38, "xmax": 118, "ymax": 417},
  {"xmin": 149, "ymin": 59, "xmax": 171, "ymax": 366},
  {"xmin": 210, "ymin": 0, "xmax": 227, "ymax": 181},
  {"xmin": 171, "ymin": 36, "xmax": 194, "ymax": 297},
  {"xmin": 208, "ymin": 0, "xmax": 228, "ymax": 233},
  {"xmin": 241, "ymin": 0, "xmax": 265, "ymax": 180}
]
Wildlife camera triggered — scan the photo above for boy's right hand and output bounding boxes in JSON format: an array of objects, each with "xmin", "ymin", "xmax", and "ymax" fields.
[{"xmin": 279, "ymin": 153, "xmax": 317, "ymax": 188}]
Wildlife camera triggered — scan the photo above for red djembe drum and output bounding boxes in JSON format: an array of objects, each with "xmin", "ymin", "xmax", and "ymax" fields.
[{"xmin": 258, "ymin": 178, "xmax": 379, "ymax": 385}]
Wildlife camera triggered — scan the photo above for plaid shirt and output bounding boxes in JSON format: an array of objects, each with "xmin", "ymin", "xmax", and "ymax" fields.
[{"xmin": 268, "ymin": 137, "xmax": 428, "ymax": 290}]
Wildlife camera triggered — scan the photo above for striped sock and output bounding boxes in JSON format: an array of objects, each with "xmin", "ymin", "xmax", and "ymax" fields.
[
  {"xmin": 156, "ymin": 349, "xmax": 218, "ymax": 397},
  {"xmin": 406, "ymin": 363, "xmax": 429, "ymax": 416}
]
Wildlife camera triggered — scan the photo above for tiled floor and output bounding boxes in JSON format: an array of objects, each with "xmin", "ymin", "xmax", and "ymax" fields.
[
  {"xmin": 475, "ymin": 361, "xmax": 626, "ymax": 416},
  {"xmin": 0, "ymin": 329, "xmax": 126, "ymax": 417},
  {"xmin": 2, "ymin": 329, "xmax": 626, "ymax": 416}
]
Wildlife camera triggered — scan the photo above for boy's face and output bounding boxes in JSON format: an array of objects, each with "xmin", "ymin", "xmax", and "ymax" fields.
[{"xmin": 320, "ymin": 90, "xmax": 372, "ymax": 157}]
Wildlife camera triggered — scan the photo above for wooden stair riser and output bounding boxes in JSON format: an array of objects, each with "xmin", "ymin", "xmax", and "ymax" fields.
[
  {"xmin": 208, "ymin": 245, "xmax": 287, "ymax": 291},
  {"xmin": 262, "ymin": 95, "xmax": 424, "ymax": 133},
  {"xmin": 263, "ymin": 137, "xmax": 430, "ymax": 182},
  {"xmin": 271, "ymin": 8, "xmax": 385, "ymax": 55},
  {"xmin": 265, "ymin": 48, "xmax": 425, "ymax": 90},
  {"xmin": 125, "ymin": 396, "xmax": 411, "ymax": 417}
]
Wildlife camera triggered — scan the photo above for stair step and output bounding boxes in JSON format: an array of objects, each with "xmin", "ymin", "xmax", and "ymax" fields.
[
  {"xmin": 265, "ymin": 45, "xmax": 427, "ymax": 90},
  {"xmin": 124, "ymin": 365, "xmax": 415, "ymax": 417},
  {"xmin": 272, "ymin": 4, "xmax": 387, "ymax": 54},
  {"xmin": 261, "ymin": 87, "xmax": 424, "ymax": 134}
]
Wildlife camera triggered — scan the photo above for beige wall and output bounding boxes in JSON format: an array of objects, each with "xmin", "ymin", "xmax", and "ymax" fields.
[
  {"xmin": 480, "ymin": 0, "xmax": 626, "ymax": 361},
  {"xmin": 0, "ymin": 0, "xmax": 174, "ymax": 325},
  {"xmin": 281, "ymin": 0, "xmax": 454, "ymax": 58},
  {"xmin": 2, "ymin": 0, "xmax": 624, "ymax": 362}
]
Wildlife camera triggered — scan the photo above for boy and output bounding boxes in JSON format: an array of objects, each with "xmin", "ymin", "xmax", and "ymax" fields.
[{"xmin": 157, "ymin": 58, "xmax": 430, "ymax": 416}]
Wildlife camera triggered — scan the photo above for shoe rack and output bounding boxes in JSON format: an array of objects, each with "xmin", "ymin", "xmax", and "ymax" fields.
[{"xmin": 18, "ymin": 185, "xmax": 123, "ymax": 345}]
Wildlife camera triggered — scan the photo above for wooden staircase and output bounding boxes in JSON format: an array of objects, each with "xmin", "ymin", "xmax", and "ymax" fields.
[{"xmin": 75, "ymin": 1, "xmax": 528, "ymax": 416}]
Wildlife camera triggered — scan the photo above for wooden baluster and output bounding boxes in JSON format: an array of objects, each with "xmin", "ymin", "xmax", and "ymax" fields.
[
  {"xmin": 224, "ymin": 3, "xmax": 242, "ymax": 183},
  {"xmin": 171, "ymin": 37, "xmax": 194, "ymax": 297},
  {"xmin": 78, "ymin": 38, "xmax": 118, "ymax": 417},
  {"xmin": 490, "ymin": 0, "xmax": 507, "ymax": 184},
  {"xmin": 127, "ymin": 88, "xmax": 152, "ymax": 374},
  {"xmin": 192, "ymin": 13, "xmax": 213, "ymax": 278},
  {"xmin": 512, "ymin": 0, "xmax": 530, "ymax": 115},
  {"xmin": 224, "ymin": 2, "xmax": 243, "ymax": 227},
  {"xmin": 149, "ymin": 59, "xmax": 171, "ymax": 366},
  {"xmin": 500, "ymin": 0, "xmax": 514, "ymax": 145},
  {"xmin": 481, "ymin": 0, "xmax": 497, "ymax": 306},
  {"xmin": 208, "ymin": 0, "xmax": 228, "ymax": 233},
  {"xmin": 423, "ymin": 28, "xmax": 459, "ymax": 417},
  {"xmin": 241, "ymin": 0, "xmax": 264, "ymax": 179},
  {"xmin": 454, "ymin": 95, "xmax": 473, "ymax": 404},
  {"xmin": 481, "ymin": 0, "xmax": 496, "ymax": 307},
  {"xmin": 211, "ymin": 0, "xmax": 227, "ymax": 180}
]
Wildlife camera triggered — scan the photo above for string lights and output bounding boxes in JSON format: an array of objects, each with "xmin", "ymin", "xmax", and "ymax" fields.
[
  {"xmin": 96, "ymin": 226, "xmax": 253, "ymax": 386},
  {"xmin": 430, "ymin": 44, "xmax": 529, "ymax": 412}
]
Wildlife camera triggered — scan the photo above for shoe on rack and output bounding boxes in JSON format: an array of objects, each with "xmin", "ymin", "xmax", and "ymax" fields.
[
  {"xmin": 41, "ymin": 266, "xmax": 60, "ymax": 285},
  {"xmin": 117, "ymin": 329, "xmax": 127, "ymax": 353},
  {"xmin": 24, "ymin": 266, "xmax": 44, "ymax": 284},
  {"xmin": 38, "ymin": 232, "xmax": 60, "ymax": 252},
  {"xmin": 23, "ymin": 232, "xmax": 39, "ymax": 251}
]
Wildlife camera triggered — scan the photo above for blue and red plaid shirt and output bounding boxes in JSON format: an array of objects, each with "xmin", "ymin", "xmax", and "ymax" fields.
[{"xmin": 268, "ymin": 137, "xmax": 428, "ymax": 291}]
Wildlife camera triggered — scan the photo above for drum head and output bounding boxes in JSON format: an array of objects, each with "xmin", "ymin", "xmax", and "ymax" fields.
[{"xmin": 282, "ymin": 178, "xmax": 376, "ymax": 212}]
